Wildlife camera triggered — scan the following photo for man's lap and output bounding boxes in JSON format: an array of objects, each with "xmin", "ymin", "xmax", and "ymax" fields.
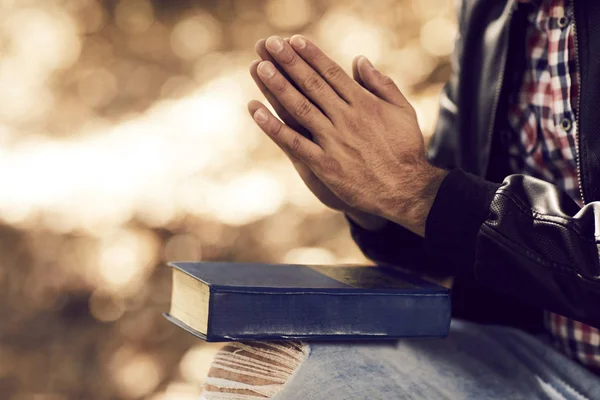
[{"xmin": 204, "ymin": 320, "xmax": 600, "ymax": 400}]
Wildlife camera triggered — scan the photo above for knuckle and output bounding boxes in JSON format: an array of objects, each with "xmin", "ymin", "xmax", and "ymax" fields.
[
  {"xmin": 379, "ymin": 73, "xmax": 395, "ymax": 86},
  {"xmin": 301, "ymin": 48, "xmax": 317, "ymax": 63},
  {"xmin": 321, "ymin": 156, "xmax": 340, "ymax": 174},
  {"xmin": 302, "ymin": 73, "xmax": 324, "ymax": 92},
  {"xmin": 289, "ymin": 135, "xmax": 302, "ymax": 152},
  {"xmin": 343, "ymin": 115, "xmax": 360, "ymax": 132},
  {"xmin": 323, "ymin": 65, "xmax": 342, "ymax": 81},
  {"xmin": 293, "ymin": 99, "xmax": 313, "ymax": 118},
  {"xmin": 370, "ymin": 101, "xmax": 384, "ymax": 117},
  {"xmin": 280, "ymin": 52, "xmax": 298, "ymax": 66},
  {"xmin": 271, "ymin": 76, "xmax": 288, "ymax": 93},
  {"xmin": 271, "ymin": 121, "xmax": 284, "ymax": 136},
  {"xmin": 303, "ymin": 150, "xmax": 316, "ymax": 162}
]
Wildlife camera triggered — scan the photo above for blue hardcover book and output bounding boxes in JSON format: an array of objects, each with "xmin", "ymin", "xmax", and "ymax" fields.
[{"xmin": 165, "ymin": 261, "xmax": 451, "ymax": 342}]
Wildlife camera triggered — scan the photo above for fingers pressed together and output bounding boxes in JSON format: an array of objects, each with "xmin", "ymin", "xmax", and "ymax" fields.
[
  {"xmin": 248, "ymin": 35, "xmax": 410, "ymax": 161},
  {"xmin": 248, "ymin": 34, "xmax": 372, "ymax": 166},
  {"xmin": 247, "ymin": 34, "xmax": 439, "ymax": 236}
]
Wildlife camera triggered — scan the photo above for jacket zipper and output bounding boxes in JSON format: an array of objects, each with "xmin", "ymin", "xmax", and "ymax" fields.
[
  {"xmin": 570, "ymin": 1, "xmax": 585, "ymax": 205},
  {"xmin": 485, "ymin": 2, "xmax": 516, "ymax": 176}
]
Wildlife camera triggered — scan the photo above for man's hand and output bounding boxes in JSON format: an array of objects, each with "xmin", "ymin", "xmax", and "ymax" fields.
[
  {"xmin": 249, "ymin": 35, "xmax": 447, "ymax": 236},
  {"xmin": 249, "ymin": 38, "xmax": 388, "ymax": 231}
]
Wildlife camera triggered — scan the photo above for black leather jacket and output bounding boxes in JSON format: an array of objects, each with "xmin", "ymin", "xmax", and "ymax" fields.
[{"xmin": 348, "ymin": 0, "xmax": 600, "ymax": 333}]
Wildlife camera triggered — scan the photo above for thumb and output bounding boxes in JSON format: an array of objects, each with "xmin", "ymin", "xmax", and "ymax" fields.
[
  {"xmin": 352, "ymin": 56, "xmax": 366, "ymax": 88},
  {"xmin": 355, "ymin": 56, "xmax": 407, "ymax": 107}
]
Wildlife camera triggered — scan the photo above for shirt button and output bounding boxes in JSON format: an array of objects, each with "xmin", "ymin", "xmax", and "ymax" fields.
[
  {"xmin": 560, "ymin": 117, "xmax": 572, "ymax": 132},
  {"xmin": 557, "ymin": 16, "xmax": 570, "ymax": 28}
]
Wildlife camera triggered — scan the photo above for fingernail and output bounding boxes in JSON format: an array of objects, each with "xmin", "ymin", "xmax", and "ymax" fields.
[
  {"xmin": 290, "ymin": 35, "xmax": 306, "ymax": 49},
  {"xmin": 258, "ymin": 61, "xmax": 275, "ymax": 78},
  {"xmin": 360, "ymin": 56, "xmax": 375, "ymax": 70},
  {"xmin": 266, "ymin": 36, "xmax": 284, "ymax": 53},
  {"xmin": 254, "ymin": 108, "xmax": 268, "ymax": 123},
  {"xmin": 249, "ymin": 59, "xmax": 260, "ymax": 69}
]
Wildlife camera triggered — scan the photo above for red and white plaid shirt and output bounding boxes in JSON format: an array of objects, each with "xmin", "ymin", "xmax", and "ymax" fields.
[{"xmin": 508, "ymin": 0, "xmax": 600, "ymax": 370}]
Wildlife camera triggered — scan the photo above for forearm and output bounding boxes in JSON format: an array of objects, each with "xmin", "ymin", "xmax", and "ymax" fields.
[{"xmin": 425, "ymin": 169, "xmax": 600, "ymax": 328}]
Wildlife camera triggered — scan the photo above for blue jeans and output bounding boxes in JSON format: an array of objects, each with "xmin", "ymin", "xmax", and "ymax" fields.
[{"xmin": 267, "ymin": 320, "xmax": 600, "ymax": 399}]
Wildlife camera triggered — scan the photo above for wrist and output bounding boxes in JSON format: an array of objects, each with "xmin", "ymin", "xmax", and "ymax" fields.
[{"xmin": 383, "ymin": 164, "xmax": 448, "ymax": 237}]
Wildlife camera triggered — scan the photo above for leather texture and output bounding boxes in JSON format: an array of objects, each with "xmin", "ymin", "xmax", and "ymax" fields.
[{"xmin": 349, "ymin": 0, "xmax": 600, "ymax": 331}]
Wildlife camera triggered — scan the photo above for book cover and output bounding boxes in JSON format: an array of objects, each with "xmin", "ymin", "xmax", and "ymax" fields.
[{"xmin": 165, "ymin": 261, "xmax": 451, "ymax": 342}]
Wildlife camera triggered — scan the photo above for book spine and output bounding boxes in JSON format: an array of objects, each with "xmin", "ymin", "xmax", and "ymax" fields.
[{"xmin": 206, "ymin": 290, "xmax": 450, "ymax": 341}]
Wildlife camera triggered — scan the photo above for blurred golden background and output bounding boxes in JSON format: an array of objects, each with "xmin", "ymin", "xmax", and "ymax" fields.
[{"xmin": 0, "ymin": 0, "xmax": 455, "ymax": 398}]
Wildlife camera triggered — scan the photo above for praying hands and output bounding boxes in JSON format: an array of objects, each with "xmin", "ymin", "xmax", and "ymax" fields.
[{"xmin": 248, "ymin": 35, "xmax": 447, "ymax": 236}]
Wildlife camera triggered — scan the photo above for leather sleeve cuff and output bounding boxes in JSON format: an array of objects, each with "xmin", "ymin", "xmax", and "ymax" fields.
[
  {"xmin": 346, "ymin": 215, "xmax": 425, "ymax": 269},
  {"xmin": 424, "ymin": 169, "xmax": 501, "ymax": 275}
]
